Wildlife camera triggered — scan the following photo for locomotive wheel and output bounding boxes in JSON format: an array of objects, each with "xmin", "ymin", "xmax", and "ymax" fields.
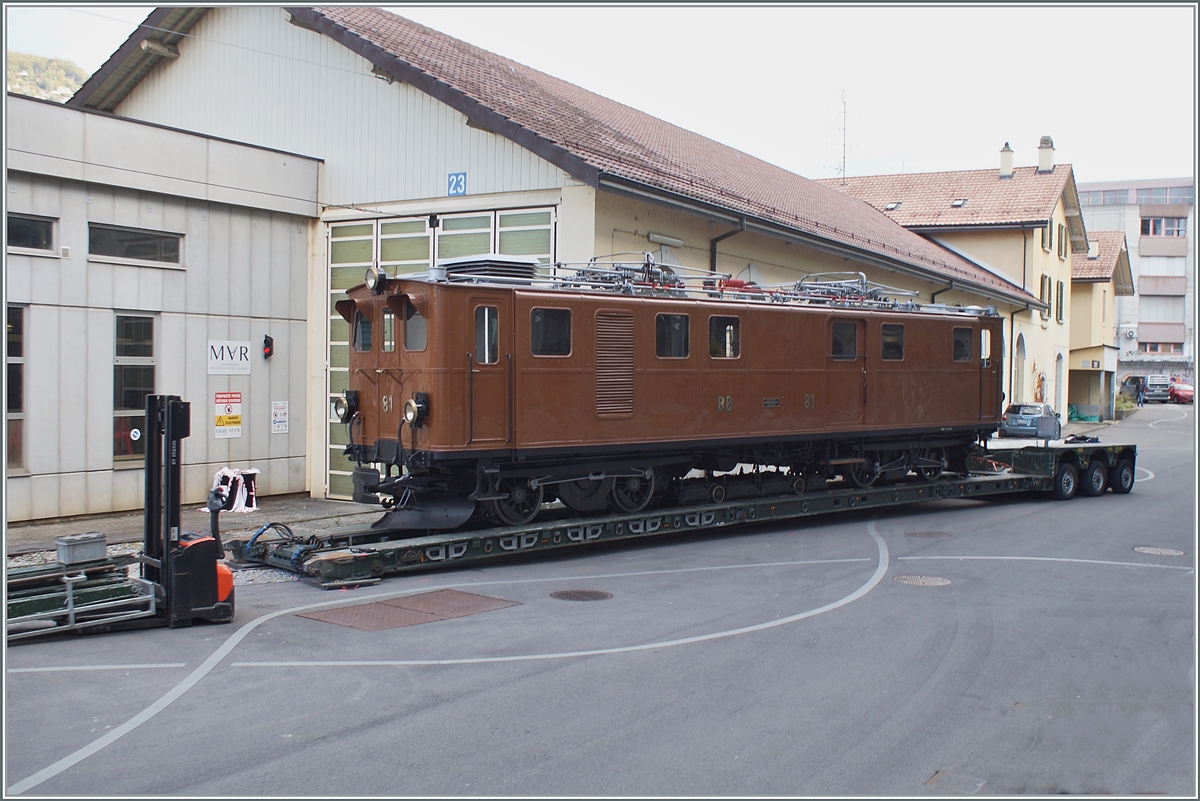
[
  {"xmin": 790, "ymin": 474, "xmax": 806, "ymax": 495},
  {"xmin": 487, "ymin": 478, "xmax": 544, "ymax": 526},
  {"xmin": 847, "ymin": 457, "xmax": 879, "ymax": 488},
  {"xmin": 612, "ymin": 470, "xmax": 656, "ymax": 513},
  {"xmin": 916, "ymin": 447, "xmax": 946, "ymax": 481}
]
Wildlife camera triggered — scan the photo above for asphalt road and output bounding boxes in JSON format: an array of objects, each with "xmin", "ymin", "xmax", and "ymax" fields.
[{"xmin": 5, "ymin": 404, "xmax": 1195, "ymax": 796}]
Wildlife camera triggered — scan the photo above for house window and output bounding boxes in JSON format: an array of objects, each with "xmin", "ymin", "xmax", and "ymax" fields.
[
  {"xmin": 1139, "ymin": 342, "xmax": 1183, "ymax": 354},
  {"xmin": 880, "ymin": 323, "xmax": 904, "ymax": 360},
  {"xmin": 530, "ymin": 308, "xmax": 571, "ymax": 356},
  {"xmin": 1057, "ymin": 224, "xmax": 1068, "ymax": 259},
  {"xmin": 1039, "ymin": 275, "xmax": 1052, "ymax": 318},
  {"xmin": 90, "ymin": 224, "xmax": 181, "ymax": 264},
  {"xmin": 7, "ymin": 306, "xmax": 25, "ymax": 472},
  {"xmin": 7, "ymin": 214, "xmax": 55, "ymax": 253},
  {"xmin": 953, "ymin": 327, "xmax": 972, "ymax": 362},
  {"xmin": 831, "ymin": 322, "xmax": 857, "ymax": 360},
  {"xmin": 475, "ymin": 306, "xmax": 498, "ymax": 364},
  {"xmin": 1102, "ymin": 189, "xmax": 1129, "ymax": 205},
  {"xmin": 1041, "ymin": 223, "xmax": 1052, "ymax": 252},
  {"xmin": 1056, "ymin": 281, "xmax": 1065, "ymax": 323},
  {"xmin": 708, "ymin": 316, "xmax": 740, "ymax": 359},
  {"xmin": 655, "ymin": 314, "xmax": 689, "ymax": 358},
  {"xmin": 113, "ymin": 314, "xmax": 155, "ymax": 461},
  {"xmin": 1141, "ymin": 217, "xmax": 1188, "ymax": 237}
]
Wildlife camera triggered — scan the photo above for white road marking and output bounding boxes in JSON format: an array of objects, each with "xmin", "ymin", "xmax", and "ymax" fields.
[
  {"xmin": 7, "ymin": 663, "xmax": 186, "ymax": 674},
  {"xmin": 6, "ymin": 543, "xmax": 887, "ymax": 795},
  {"xmin": 898, "ymin": 555, "xmax": 1191, "ymax": 570},
  {"xmin": 1137, "ymin": 466, "xmax": 1156, "ymax": 481},
  {"xmin": 1149, "ymin": 408, "xmax": 1190, "ymax": 429}
]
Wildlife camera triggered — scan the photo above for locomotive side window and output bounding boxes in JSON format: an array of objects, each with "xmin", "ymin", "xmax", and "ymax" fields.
[
  {"xmin": 656, "ymin": 314, "xmax": 689, "ymax": 358},
  {"xmin": 953, "ymin": 327, "xmax": 972, "ymax": 362},
  {"xmin": 404, "ymin": 298, "xmax": 427, "ymax": 351},
  {"xmin": 831, "ymin": 322, "xmax": 857, "ymax": 359},
  {"xmin": 531, "ymin": 308, "xmax": 571, "ymax": 356},
  {"xmin": 980, "ymin": 328, "xmax": 993, "ymax": 367},
  {"xmin": 709, "ymin": 316, "xmax": 740, "ymax": 358},
  {"xmin": 382, "ymin": 309, "xmax": 395, "ymax": 353},
  {"xmin": 352, "ymin": 308, "xmax": 372, "ymax": 352},
  {"xmin": 475, "ymin": 306, "xmax": 499, "ymax": 364},
  {"xmin": 881, "ymin": 324, "xmax": 904, "ymax": 360}
]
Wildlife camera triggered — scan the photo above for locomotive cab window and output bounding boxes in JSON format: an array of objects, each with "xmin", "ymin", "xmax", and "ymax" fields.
[
  {"xmin": 881, "ymin": 324, "xmax": 904, "ymax": 360},
  {"xmin": 709, "ymin": 316, "xmax": 739, "ymax": 358},
  {"xmin": 352, "ymin": 307, "xmax": 372, "ymax": 352},
  {"xmin": 404, "ymin": 297, "xmax": 427, "ymax": 351},
  {"xmin": 382, "ymin": 308, "xmax": 395, "ymax": 353},
  {"xmin": 980, "ymin": 328, "xmax": 993, "ymax": 367},
  {"xmin": 953, "ymin": 327, "xmax": 972, "ymax": 362},
  {"xmin": 656, "ymin": 314, "xmax": 689, "ymax": 358},
  {"xmin": 831, "ymin": 322, "xmax": 857, "ymax": 359},
  {"xmin": 475, "ymin": 306, "xmax": 499, "ymax": 364},
  {"xmin": 531, "ymin": 308, "xmax": 571, "ymax": 356}
]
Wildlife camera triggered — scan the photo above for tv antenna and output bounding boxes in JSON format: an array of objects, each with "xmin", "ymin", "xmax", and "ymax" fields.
[{"xmin": 840, "ymin": 90, "xmax": 847, "ymax": 185}]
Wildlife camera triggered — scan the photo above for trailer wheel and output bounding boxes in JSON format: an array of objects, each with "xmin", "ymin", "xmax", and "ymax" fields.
[
  {"xmin": 1052, "ymin": 462, "xmax": 1078, "ymax": 500},
  {"xmin": 1109, "ymin": 459, "xmax": 1135, "ymax": 494},
  {"xmin": 1080, "ymin": 460, "xmax": 1107, "ymax": 497}
]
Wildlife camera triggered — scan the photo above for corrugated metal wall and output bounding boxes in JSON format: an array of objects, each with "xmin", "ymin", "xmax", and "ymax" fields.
[{"xmin": 116, "ymin": 6, "xmax": 573, "ymax": 206}]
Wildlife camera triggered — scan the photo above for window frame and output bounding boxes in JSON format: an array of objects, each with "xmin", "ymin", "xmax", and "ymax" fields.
[
  {"xmin": 6, "ymin": 213, "xmax": 57, "ymax": 256},
  {"xmin": 351, "ymin": 306, "xmax": 373, "ymax": 353},
  {"xmin": 403, "ymin": 297, "xmax": 427, "ymax": 352},
  {"xmin": 7, "ymin": 305, "xmax": 26, "ymax": 474},
  {"xmin": 880, "ymin": 323, "xmax": 905, "ymax": 361},
  {"xmin": 952, "ymin": 327, "xmax": 973, "ymax": 363},
  {"xmin": 1055, "ymin": 280, "xmax": 1065, "ymax": 323},
  {"xmin": 475, "ymin": 305, "xmax": 499, "ymax": 364},
  {"xmin": 830, "ymin": 321, "xmax": 858, "ymax": 360},
  {"xmin": 530, "ymin": 307, "xmax": 571, "ymax": 357},
  {"xmin": 113, "ymin": 313, "xmax": 156, "ymax": 463},
  {"xmin": 655, "ymin": 313, "xmax": 690, "ymax": 359},
  {"xmin": 89, "ymin": 223, "xmax": 183, "ymax": 268},
  {"xmin": 708, "ymin": 315, "xmax": 741, "ymax": 359}
]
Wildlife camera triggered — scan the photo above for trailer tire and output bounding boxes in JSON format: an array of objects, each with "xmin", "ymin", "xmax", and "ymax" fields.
[
  {"xmin": 1109, "ymin": 459, "xmax": 1135, "ymax": 494},
  {"xmin": 1080, "ymin": 460, "xmax": 1107, "ymax": 497},
  {"xmin": 1052, "ymin": 462, "xmax": 1078, "ymax": 500}
]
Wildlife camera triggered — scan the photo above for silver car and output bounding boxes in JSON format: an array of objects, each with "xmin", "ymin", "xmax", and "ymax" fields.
[{"xmin": 998, "ymin": 403, "xmax": 1061, "ymax": 439}]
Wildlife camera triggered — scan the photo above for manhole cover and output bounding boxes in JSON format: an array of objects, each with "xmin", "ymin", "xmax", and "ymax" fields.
[
  {"xmin": 1134, "ymin": 546, "xmax": 1185, "ymax": 557},
  {"xmin": 906, "ymin": 531, "xmax": 952, "ymax": 538},
  {"xmin": 550, "ymin": 589, "xmax": 612, "ymax": 602},
  {"xmin": 894, "ymin": 575, "xmax": 951, "ymax": 586}
]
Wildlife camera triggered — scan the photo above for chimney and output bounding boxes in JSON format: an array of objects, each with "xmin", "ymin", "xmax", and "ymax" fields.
[
  {"xmin": 1037, "ymin": 135, "xmax": 1055, "ymax": 173},
  {"xmin": 999, "ymin": 142, "xmax": 1014, "ymax": 178}
]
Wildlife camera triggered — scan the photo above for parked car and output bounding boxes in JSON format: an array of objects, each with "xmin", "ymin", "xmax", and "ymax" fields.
[
  {"xmin": 1169, "ymin": 382, "xmax": 1194, "ymax": 404},
  {"xmin": 998, "ymin": 403, "xmax": 1061, "ymax": 439},
  {"xmin": 1144, "ymin": 375, "xmax": 1172, "ymax": 403}
]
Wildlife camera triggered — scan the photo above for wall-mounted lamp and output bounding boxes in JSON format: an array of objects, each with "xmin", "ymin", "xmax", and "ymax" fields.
[
  {"xmin": 647, "ymin": 232, "xmax": 684, "ymax": 248},
  {"xmin": 139, "ymin": 39, "xmax": 180, "ymax": 59}
]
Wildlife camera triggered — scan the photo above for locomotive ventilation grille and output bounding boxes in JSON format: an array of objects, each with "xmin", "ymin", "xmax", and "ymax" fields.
[{"xmin": 596, "ymin": 310, "xmax": 635, "ymax": 415}]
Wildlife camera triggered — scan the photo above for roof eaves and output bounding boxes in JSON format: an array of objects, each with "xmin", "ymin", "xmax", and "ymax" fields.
[
  {"xmin": 68, "ymin": 7, "xmax": 175, "ymax": 109},
  {"xmin": 287, "ymin": 7, "xmax": 600, "ymax": 188}
]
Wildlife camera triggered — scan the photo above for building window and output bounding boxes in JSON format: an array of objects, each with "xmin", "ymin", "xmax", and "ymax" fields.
[
  {"xmin": 475, "ymin": 306, "xmax": 498, "ymax": 364},
  {"xmin": 90, "ymin": 224, "xmax": 181, "ymax": 264},
  {"xmin": 880, "ymin": 323, "xmax": 904, "ymax": 360},
  {"xmin": 953, "ymin": 327, "xmax": 972, "ymax": 362},
  {"xmin": 1057, "ymin": 224, "xmax": 1068, "ymax": 259},
  {"xmin": 530, "ymin": 308, "xmax": 571, "ymax": 356},
  {"xmin": 1141, "ymin": 217, "xmax": 1187, "ymax": 237},
  {"xmin": 1039, "ymin": 275, "xmax": 1052, "ymax": 319},
  {"xmin": 708, "ymin": 316, "xmax": 740, "ymax": 359},
  {"xmin": 7, "ymin": 214, "xmax": 55, "ymax": 253},
  {"xmin": 1056, "ymin": 281, "xmax": 1065, "ymax": 323},
  {"xmin": 113, "ymin": 315, "xmax": 155, "ymax": 461},
  {"xmin": 1102, "ymin": 189, "xmax": 1129, "ymax": 205},
  {"xmin": 655, "ymin": 314, "xmax": 689, "ymax": 358},
  {"xmin": 1139, "ymin": 342, "xmax": 1183, "ymax": 354},
  {"xmin": 7, "ymin": 306, "xmax": 25, "ymax": 472},
  {"xmin": 1135, "ymin": 186, "xmax": 1192, "ymax": 205},
  {"xmin": 831, "ymin": 322, "xmax": 857, "ymax": 360}
]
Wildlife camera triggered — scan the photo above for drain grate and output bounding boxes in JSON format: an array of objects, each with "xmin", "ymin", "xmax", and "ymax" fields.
[
  {"xmin": 905, "ymin": 531, "xmax": 952, "ymax": 538},
  {"xmin": 1134, "ymin": 546, "xmax": 1185, "ymax": 557},
  {"xmin": 297, "ymin": 589, "xmax": 520, "ymax": 631},
  {"xmin": 550, "ymin": 589, "xmax": 612, "ymax": 602},
  {"xmin": 894, "ymin": 575, "xmax": 951, "ymax": 587}
]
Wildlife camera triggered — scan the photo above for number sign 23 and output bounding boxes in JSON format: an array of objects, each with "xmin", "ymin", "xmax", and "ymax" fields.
[{"xmin": 447, "ymin": 172, "xmax": 467, "ymax": 196}]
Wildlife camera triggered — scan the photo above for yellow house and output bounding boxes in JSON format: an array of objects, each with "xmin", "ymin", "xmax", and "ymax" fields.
[
  {"xmin": 820, "ymin": 138, "xmax": 1086, "ymax": 412},
  {"xmin": 1069, "ymin": 231, "xmax": 1134, "ymax": 419}
]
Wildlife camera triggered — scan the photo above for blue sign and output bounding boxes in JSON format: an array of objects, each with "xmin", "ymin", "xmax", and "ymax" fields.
[{"xmin": 447, "ymin": 172, "xmax": 467, "ymax": 196}]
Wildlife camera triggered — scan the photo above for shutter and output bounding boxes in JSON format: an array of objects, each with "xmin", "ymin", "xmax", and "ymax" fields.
[{"xmin": 596, "ymin": 311, "xmax": 634, "ymax": 416}]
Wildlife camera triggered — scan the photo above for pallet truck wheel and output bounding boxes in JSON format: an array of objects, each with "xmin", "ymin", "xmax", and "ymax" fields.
[
  {"xmin": 1052, "ymin": 462, "xmax": 1078, "ymax": 500},
  {"xmin": 1080, "ymin": 461, "xmax": 1107, "ymax": 497},
  {"xmin": 1109, "ymin": 459, "xmax": 1135, "ymax": 494}
]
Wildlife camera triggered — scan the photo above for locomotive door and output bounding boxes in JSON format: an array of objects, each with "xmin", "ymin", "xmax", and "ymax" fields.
[
  {"xmin": 827, "ymin": 318, "xmax": 866, "ymax": 425},
  {"xmin": 468, "ymin": 294, "xmax": 512, "ymax": 445},
  {"xmin": 978, "ymin": 326, "xmax": 1001, "ymax": 420}
]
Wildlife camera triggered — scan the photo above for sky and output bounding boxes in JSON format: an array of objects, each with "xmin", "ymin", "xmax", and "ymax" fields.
[{"xmin": 4, "ymin": 3, "xmax": 1196, "ymax": 184}]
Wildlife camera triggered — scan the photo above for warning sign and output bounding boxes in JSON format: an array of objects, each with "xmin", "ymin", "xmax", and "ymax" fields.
[
  {"xmin": 215, "ymin": 391, "xmax": 242, "ymax": 439},
  {"xmin": 271, "ymin": 400, "xmax": 288, "ymax": 434}
]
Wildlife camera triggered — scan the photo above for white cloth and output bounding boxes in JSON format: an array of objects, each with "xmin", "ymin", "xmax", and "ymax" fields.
[{"xmin": 201, "ymin": 467, "xmax": 260, "ymax": 513}]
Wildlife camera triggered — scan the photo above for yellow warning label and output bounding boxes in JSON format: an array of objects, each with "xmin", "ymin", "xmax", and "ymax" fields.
[{"xmin": 215, "ymin": 415, "xmax": 242, "ymax": 427}]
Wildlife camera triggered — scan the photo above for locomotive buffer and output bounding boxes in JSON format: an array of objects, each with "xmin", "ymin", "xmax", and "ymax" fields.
[
  {"xmin": 6, "ymin": 396, "xmax": 235, "ymax": 641},
  {"xmin": 225, "ymin": 438, "xmax": 1137, "ymax": 589}
]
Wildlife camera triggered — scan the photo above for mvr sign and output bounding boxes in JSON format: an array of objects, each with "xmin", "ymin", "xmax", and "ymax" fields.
[{"xmin": 208, "ymin": 340, "xmax": 253, "ymax": 375}]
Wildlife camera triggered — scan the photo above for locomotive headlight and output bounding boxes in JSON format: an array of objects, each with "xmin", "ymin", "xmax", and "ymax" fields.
[
  {"xmin": 403, "ymin": 392, "xmax": 428, "ymax": 427},
  {"xmin": 365, "ymin": 266, "xmax": 387, "ymax": 294},
  {"xmin": 333, "ymin": 390, "xmax": 358, "ymax": 422}
]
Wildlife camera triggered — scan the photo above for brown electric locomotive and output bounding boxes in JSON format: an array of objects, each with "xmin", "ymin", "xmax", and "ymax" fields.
[{"xmin": 333, "ymin": 255, "xmax": 1004, "ymax": 529}]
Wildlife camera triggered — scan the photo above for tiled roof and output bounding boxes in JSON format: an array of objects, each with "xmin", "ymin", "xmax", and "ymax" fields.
[
  {"xmin": 1072, "ymin": 230, "xmax": 1128, "ymax": 280},
  {"xmin": 815, "ymin": 167, "xmax": 1071, "ymax": 228},
  {"xmin": 292, "ymin": 6, "xmax": 1036, "ymax": 304}
]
